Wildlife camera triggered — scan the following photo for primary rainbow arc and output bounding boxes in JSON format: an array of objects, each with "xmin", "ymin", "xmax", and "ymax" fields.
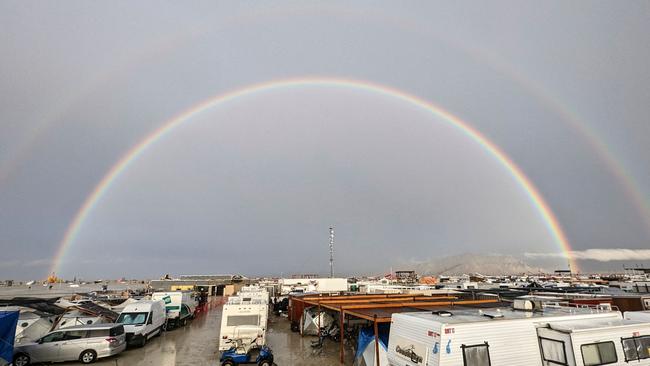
[{"xmin": 50, "ymin": 77, "xmax": 578, "ymax": 275}]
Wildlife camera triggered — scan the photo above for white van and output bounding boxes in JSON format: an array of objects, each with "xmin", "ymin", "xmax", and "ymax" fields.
[
  {"xmin": 151, "ymin": 291, "xmax": 197, "ymax": 328},
  {"xmin": 116, "ymin": 300, "xmax": 166, "ymax": 347}
]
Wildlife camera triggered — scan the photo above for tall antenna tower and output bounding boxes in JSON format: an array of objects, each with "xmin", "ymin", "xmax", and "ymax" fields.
[{"xmin": 329, "ymin": 226, "xmax": 335, "ymax": 278}]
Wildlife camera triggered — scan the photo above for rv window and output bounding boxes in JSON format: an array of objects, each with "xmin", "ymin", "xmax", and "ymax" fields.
[
  {"xmin": 539, "ymin": 337, "xmax": 568, "ymax": 365},
  {"xmin": 581, "ymin": 342, "xmax": 617, "ymax": 366},
  {"xmin": 461, "ymin": 343, "xmax": 491, "ymax": 366},
  {"xmin": 227, "ymin": 315, "xmax": 260, "ymax": 327},
  {"xmin": 621, "ymin": 335, "xmax": 650, "ymax": 361}
]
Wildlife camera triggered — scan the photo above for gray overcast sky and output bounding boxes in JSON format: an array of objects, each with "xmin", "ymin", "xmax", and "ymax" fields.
[{"xmin": 1, "ymin": 1, "xmax": 649, "ymax": 279}]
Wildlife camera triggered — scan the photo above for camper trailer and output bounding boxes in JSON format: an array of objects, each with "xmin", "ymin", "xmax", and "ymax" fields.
[
  {"xmin": 624, "ymin": 310, "xmax": 650, "ymax": 322},
  {"xmin": 218, "ymin": 296, "xmax": 268, "ymax": 351},
  {"xmin": 279, "ymin": 278, "xmax": 348, "ymax": 296},
  {"xmin": 238, "ymin": 286, "xmax": 270, "ymax": 304},
  {"xmin": 151, "ymin": 291, "xmax": 197, "ymax": 328},
  {"xmin": 387, "ymin": 305, "xmax": 622, "ymax": 366},
  {"xmin": 537, "ymin": 318, "xmax": 650, "ymax": 366}
]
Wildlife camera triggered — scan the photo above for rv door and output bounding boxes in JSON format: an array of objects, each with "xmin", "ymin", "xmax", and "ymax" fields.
[{"xmin": 537, "ymin": 327, "xmax": 575, "ymax": 366}]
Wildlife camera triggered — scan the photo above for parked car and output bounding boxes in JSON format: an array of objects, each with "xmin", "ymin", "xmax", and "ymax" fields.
[
  {"xmin": 116, "ymin": 300, "xmax": 166, "ymax": 347},
  {"xmin": 13, "ymin": 323, "xmax": 126, "ymax": 365}
]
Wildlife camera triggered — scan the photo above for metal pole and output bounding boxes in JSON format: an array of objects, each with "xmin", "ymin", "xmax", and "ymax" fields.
[
  {"xmin": 329, "ymin": 227, "xmax": 334, "ymax": 278},
  {"xmin": 374, "ymin": 315, "xmax": 380, "ymax": 366},
  {"xmin": 339, "ymin": 310, "xmax": 345, "ymax": 364}
]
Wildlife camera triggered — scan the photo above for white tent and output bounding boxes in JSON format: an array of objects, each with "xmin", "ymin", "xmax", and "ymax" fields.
[
  {"xmin": 301, "ymin": 307, "xmax": 334, "ymax": 335},
  {"xmin": 14, "ymin": 311, "xmax": 56, "ymax": 344}
]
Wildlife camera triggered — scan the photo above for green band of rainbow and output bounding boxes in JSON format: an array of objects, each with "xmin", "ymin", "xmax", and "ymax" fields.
[{"xmin": 51, "ymin": 77, "xmax": 577, "ymax": 275}]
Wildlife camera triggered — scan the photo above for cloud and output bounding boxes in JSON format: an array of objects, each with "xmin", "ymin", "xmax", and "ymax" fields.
[
  {"xmin": 525, "ymin": 249, "xmax": 650, "ymax": 262},
  {"xmin": 0, "ymin": 258, "xmax": 51, "ymax": 269}
]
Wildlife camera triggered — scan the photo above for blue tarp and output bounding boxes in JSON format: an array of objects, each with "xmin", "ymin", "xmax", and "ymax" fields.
[
  {"xmin": 0, "ymin": 311, "xmax": 19, "ymax": 364},
  {"xmin": 355, "ymin": 324, "xmax": 390, "ymax": 360}
]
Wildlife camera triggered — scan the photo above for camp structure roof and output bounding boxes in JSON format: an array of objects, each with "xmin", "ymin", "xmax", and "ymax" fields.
[
  {"xmin": 288, "ymin": 293, "xmax": 502, "ymax": 364},
  {"xmin": 344, "ymin": 301, "xmax": 511, "ymax": 323},
  {"xmin": 0, "ymin": 297, "xmax": 65, "ymax": 315}
]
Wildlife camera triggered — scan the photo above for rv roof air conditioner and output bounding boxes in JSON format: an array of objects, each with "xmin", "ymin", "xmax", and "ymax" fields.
[
  {"xmin": 431, "ymin": 310, "xmax": 453, "ymax": 317},
  {"xmin": 481, "ymin": 309, "xmax": 504, "ymax": 319}
]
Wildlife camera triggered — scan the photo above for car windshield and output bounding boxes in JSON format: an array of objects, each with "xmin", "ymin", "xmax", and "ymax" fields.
[{"xmin": 116, "ymin": 312, "xmax": 148, "ymax": 325}]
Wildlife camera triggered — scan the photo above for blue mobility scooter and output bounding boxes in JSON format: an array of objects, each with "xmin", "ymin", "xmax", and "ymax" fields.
[{"xmin": 220, "ymin": 338, "xmax": 274, "ymax": 366}]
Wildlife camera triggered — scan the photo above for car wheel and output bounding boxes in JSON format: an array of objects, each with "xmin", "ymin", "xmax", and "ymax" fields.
[
  {"xmin": 140, "ymin": 335, "xmax": 147, "ymax": 347},
  {"xmin": 79, "ymin": 349, "xmax": 97, "ymax": 364},
  {"xmin": 13, "ymin": 353, "xmax": 30, "ymax": 366},
  {"xmin": 258, "ymin": 359, "xmax": 272, "ymax": 366},
  {"xmin": 221, "ymin": 360, "xmax": 236, "ymax": 366}
]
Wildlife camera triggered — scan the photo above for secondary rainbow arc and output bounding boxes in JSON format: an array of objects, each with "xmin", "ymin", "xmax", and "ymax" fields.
[{"xmin": 50, "ymin": 77, "xmax": 578, "ymax": 275}]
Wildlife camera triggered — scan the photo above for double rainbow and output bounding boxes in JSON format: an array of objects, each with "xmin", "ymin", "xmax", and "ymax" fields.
[{"xmin": 50, "ymin": 77, "xmax": 577, "ymax": 275}]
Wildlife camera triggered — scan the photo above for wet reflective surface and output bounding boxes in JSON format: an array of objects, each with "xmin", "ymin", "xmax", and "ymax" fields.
[{"xmin": 55, "ymin": 297, "xmax": 354, "ymax": 366}]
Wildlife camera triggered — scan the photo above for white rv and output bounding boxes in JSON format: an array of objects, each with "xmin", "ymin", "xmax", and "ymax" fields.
[
  {"xmin": 219, "ymin": 296, "xmax": 268, "ymax": 351},
  {"xmin": 116, "ymin": 300, "xmax": 166, "ymax": 347},
  {"xmin": 624, "ymin": 310, "xmax": 650, "ymax": 322},
  {"xmin": 537, "ymin": 318, "xmax": 650, "ymax": 366},
  {"xmin": 238, "ymin": 286, "xmax": 270, "ymax": 304},
  {"xmin": 151, "ymin": 291, "xmax": 197, "ymax": 328},
  {"xmin": 279, "ymin": 278, "xmax": 348, "ymax": 296},
  {"xmin": 387, "ymin": 305, "xmax": 623, "ymax": 366}
]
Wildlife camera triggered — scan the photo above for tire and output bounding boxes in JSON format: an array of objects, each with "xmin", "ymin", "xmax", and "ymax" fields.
[
  {"xmin": 162, "ymin": 321, "xmax": 168, "ymax": 331},
  {"xmin": 258, "ymin": 359, "xmax": 272, "ymax": 366},
  {"xmin": 180, "ymin": 318, "xmax": 187, "ymax": 326},
  {"xmin": 79, "ymin": 349, "xmax": 97, "ymax": 364},
  {"xmin": 13, "ymin": 353, "xmax": 30, "ymax": 366},
  {"xmin": 140, "ymin": 335, "xmax": 147, "ymax": 347},
  {"xmin": 221, "ymin": 360, "xmax": 236, "ymax": 366}
]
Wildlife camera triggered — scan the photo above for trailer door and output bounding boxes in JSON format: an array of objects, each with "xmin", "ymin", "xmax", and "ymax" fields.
[{"xmin": 537, "ymin": 327, "xmax": 574, "ymax": 366}]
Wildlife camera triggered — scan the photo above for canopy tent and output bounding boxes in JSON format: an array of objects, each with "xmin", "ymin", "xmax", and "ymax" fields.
[
  {"xmin": 301, "ymin": 307, "xmax": 334, "ymax": 335},
  {"xmin": 0, "ymin": 311, "xmax": 19, "ymax": 366},
  {"xmin": 354, "ymin": 324, "xmax": 390, "ymax": 366},
  {"xmin": 110, "ymin": 297, "xmax": 139, "ymax": 312}
]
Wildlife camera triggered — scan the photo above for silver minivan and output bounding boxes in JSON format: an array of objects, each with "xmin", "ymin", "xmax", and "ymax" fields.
[{"xmin": 13, "ymin": 323, "xmax": 126, "ymax": 365}]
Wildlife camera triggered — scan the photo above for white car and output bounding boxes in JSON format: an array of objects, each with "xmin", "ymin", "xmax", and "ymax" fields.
[{"xmin": 13, "ymin": 323, "xmax": 126, "ymax": 365}]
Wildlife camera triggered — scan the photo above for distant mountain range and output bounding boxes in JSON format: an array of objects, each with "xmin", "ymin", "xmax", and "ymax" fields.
[{"xmin": 403, "ymin": 253, "xmax": 547, "ymax": 276}]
